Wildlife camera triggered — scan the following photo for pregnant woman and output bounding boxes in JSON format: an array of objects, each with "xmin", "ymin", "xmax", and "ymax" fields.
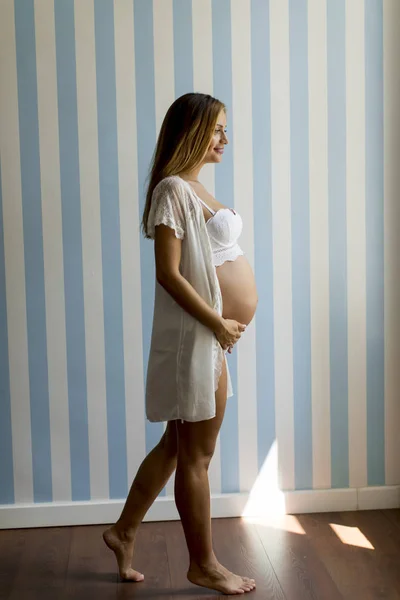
[{"xmin": 103, "ymin": 93, "xmax": 258, "ymax": 595}]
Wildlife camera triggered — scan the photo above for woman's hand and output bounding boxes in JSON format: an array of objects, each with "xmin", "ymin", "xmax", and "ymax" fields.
[{"xmin": 215, "ymin": 318, "xmax": 246, "ymax": 351}]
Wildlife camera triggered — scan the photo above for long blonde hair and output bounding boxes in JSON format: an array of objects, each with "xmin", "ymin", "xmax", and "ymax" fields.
[{"xmin": 141, "ymin": 93, "xmax": 225, "ymax": 238}]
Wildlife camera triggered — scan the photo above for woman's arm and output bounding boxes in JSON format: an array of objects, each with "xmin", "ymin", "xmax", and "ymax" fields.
[{"xmin": 154, "ymin": 224, "xmax": 245, "ymax": 350}]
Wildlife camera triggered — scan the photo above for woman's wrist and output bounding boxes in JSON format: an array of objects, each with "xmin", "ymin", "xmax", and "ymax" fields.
[{"xmin": 210, "ymin": 314, "xmax": 225, "ymax": 335}]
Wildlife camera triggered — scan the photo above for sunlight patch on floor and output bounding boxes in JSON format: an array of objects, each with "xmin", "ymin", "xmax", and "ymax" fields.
[
  {"xmin": 244, "ymin": 514, "xmax": 306, "ymax": 535},
  {"xmin": 330, "ymin": 523, "xmax": 375, "ymax": 549}
]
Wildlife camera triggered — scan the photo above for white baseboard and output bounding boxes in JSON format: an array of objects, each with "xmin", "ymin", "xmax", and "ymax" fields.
[
  {"xmin": 0, "ymin": 486, "xmax": 399, "ymax": 530},
  {"xmin": 357, "ymin": 485, "xmax": 400, "ymax": 510}
]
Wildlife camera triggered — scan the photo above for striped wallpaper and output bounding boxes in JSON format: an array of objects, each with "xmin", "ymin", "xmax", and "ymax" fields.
[{"xmin": 0, "ymin": 0, "xmax": 399, "ymax": 510}]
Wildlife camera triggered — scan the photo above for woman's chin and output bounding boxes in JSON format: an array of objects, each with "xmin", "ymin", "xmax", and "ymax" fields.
[{"xmin": 203, "ymin": 152, "xmax": 224, "ymax": 165}]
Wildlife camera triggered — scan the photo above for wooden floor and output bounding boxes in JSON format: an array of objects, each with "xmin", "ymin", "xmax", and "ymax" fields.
[{"xmin": 1, "ymin": 510, "xmax": 400, "ymax": 599}]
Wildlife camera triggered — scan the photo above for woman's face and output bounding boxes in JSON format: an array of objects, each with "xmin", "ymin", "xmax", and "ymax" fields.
[{"xmin": 203, "ymin": 110, "xmax": 228, "ymax": 164}]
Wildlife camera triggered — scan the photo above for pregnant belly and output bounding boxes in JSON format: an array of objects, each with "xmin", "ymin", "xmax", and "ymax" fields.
[{"xmin": 216, "ymin": 256, "xmax": 258, "ymax": 326}]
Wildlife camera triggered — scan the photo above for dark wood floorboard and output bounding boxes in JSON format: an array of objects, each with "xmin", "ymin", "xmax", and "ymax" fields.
[
  {"xmin": 297, "ymin": 511, "xmax": 400, "ymax": 600},
  {"xmin": 5, "ymin": 526, "xmax": 71, "ymax": 600},
  {"xmin": 340, "ymin": 511, "xmax": 400, "ymax": 599},
  {"xmin": 384, "ymin": 509, "xmax": 400, "ymax": 532},
  {"xmin": 63, "ymin": 524, "xmax": 117, "ymax": 600},
  {"xmin": 212, "ymin": 517, "xmax": 285, "ymax": 599},
  {"xmin": 116, "ymin": 522, "xmax": 172, "ymax": 600},
  {"xmin": 0, "ymin": 528, "xmax": 27, "ymax": 600},
  {"xmin": 255, "ymin": 514, "xmax": 342, "ymax": 600},
  {"xmin": 1, "ymin": 511, "xmax": 400, "ymax": 599}
]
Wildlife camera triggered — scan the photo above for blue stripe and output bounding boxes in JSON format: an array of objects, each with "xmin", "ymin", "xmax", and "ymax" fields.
[
  {"xmin": 0, "ymin": 161, "xmax": 14, "ymax": 504},
  {"xmin": 365, "ymin": 0, "xmax": 385, "ymax": 486},
  {"xmin": 94, "ymin": 0, "xmax": 128, "ymax": 499},
  {"xmin": 134, "ymin": 0, "xmax": 165, "ymax": 485},
  {"xmin": 251, "ymin": 0, "xmax": 276, "ymax": 474},
  {"xmin": 212, "ymin": 0, "xmax": 239, "ymax": 493},
  {"xmin": 14, "ymin": 0, "xmax": 52, "ymax": 502},
  {"xmin": 54, "ymin": 0, "xmax": 90, "ymax": 501},
  {"xmin": 173, "ymin": 0, "xmax": 194, "ymax": 97},
  {"xmin": 289, "ymin": 0, "xmax": 312, "ymax": 490},
  {"xmin": 327, "ymin": 0, "xmax": 349, "ymax": 488}
]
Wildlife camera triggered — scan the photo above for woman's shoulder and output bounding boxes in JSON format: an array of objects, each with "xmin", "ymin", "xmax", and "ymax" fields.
[
  {"xmin": 147, "ymin": 176, "xmax": 187, "ymax": 240},
  {"xmin": 153, "ymin": 175, "xmax": 187, "ymax": 198},
  {"xmin": 151, "ymin": 176, "xmax": 199, "ymax": 227}
]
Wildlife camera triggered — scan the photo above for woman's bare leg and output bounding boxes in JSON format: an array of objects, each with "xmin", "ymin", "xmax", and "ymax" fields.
[
  {"xmin": 174, "ymin": 360, "xmax": 256, "ymax": 595},
  {"xmin": 103, "ymin": 422, "xmax": 178, "ymax": 580}
]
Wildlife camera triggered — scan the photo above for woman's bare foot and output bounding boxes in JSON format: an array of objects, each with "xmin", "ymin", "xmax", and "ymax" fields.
[
  {"xmin": 103, "ymin": 524, "xmax": 144, "ymax": 582},
  {"xmin": 187, "ymin": 561, "xmax": 256, "ymax": 595}
]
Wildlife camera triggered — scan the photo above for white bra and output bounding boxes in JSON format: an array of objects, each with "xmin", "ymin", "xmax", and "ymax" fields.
[{"xmin": 196, "ymin": 195, "xmax": 244, "ymax": 267}]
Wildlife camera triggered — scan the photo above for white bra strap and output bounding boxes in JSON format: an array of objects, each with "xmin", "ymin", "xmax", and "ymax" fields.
[{"xmin": 197, "ymin": 196, "xmax": 216, "ymax": 216}]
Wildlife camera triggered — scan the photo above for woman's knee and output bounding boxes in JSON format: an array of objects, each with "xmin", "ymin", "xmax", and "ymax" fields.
[
  {"xmin": 177, "ymin": 429, "xmax": 217, "ymax": 469},
  {"xmin": 178, "ymin": 447, "xmax": 215, "ymax": 471}
]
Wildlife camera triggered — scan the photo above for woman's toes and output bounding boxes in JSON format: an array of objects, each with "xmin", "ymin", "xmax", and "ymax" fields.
[{"xmin": 120, "ymin": 567, "xmax": 144, "ymax": 582}]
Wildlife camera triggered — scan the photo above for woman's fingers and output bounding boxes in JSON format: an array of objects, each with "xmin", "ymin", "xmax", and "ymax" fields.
[{"xmin": 218, "ymin": 321, "xmax": 247, "ymax": 351}]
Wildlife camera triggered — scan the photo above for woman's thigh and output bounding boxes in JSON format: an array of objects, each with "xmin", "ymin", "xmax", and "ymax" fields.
[{"xmin": 173, "ymin": 358, "xmax": 228, "ymax": 461}]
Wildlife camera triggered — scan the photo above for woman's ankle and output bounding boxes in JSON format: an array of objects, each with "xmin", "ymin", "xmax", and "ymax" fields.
[
  {"xmin": 114, "ymin": 519, "xmax": 138, "ymax": 542},
  {"xmin": 189, "ymin": 553, "xmax": 219, "ymax": 572}
]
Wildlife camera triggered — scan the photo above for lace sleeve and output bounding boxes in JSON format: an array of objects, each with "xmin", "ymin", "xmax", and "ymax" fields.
[{"xmin": 147, "ymin": 177, "xmax": 186, "ymax": 240}]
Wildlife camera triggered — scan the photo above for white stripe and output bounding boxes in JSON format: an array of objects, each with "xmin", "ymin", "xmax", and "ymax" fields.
[
  {"xmin": 192, "ymin": 0, "xmax": 213, "ymax": 96},
  {"xmin": 152, "ymin": 0, "xmax": 176, "ymax": 496},
  {"xmin": 153, "ymin": 0, "xmax": 175, "ymax": 136},
  {"xmin": 269, "ymin": 0, "xmax": 295, "ymax": 490},
  {"xmin": 383, "ymin": 0, "xmax": 400, "ymax": 486},
  {"xmin": 114, "ymin": 0, "xmax": 146, "ymax": 485},
  {"xmin": 34, "ymin": 0, "xmax": 71, "ymax": 502},
  {"xmin": 192, "ymin": 0, "xmax": 220, "ymax": 494},
  {"xmin": 74, "ymin": 0, "xmax": 109, "ymax": 499},
  {"xmin": 346, "ymin": 0, "xmax": 367, "ymax": 489},
  {"xmin": 193, "ymin": 0, "xmax": 215, "ymax": 196},
  {"xmin": 308, "ymin": 0, "xmax": 331, "ymax": 489},
  {"xmin": 231, "ymin": 0, "xmax": 258, "ymax": 492},
  {"xmin": 0, "ymin": 0, "xmax": 33, "ymax": 503}
]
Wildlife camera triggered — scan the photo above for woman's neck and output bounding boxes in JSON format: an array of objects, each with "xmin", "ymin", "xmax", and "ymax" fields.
[{"xmin": 179, "ymin": 166, "xmax": 203, "ymax": 183}]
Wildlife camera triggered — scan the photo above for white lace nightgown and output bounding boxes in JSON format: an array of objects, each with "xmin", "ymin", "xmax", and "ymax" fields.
[{"xmin": 145, "ymin": 175, "xmax": 233, "ymax": 422}]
